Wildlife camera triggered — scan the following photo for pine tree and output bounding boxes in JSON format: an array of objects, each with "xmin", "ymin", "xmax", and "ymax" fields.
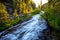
[
  {"xmin": 0, "ymin": 3, "xmax": 11, "ymax": 30},
  {"xmin": 13, "ymin": 9, "xmax": 18, "ymax": 19}
]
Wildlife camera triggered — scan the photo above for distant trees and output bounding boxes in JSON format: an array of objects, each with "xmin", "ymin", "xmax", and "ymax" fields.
[
  {"xmin": 38, "ymin": 0, "xmax": 42, "ymax": 10},
  {"xmin": 16, "ymin": 0, "xmax": 36, "ymax": 14},
  {"xmin": 31, "ymin": 1, "xmax": 36, "ymax": 10}
]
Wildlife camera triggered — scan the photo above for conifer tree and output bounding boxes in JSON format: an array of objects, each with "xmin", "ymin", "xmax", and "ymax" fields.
[{"xmin": 0, "ymin": 3, "xmax": 11, "ymax": 30}]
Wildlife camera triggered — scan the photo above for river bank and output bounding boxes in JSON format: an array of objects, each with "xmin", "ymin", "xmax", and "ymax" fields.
[
  {"xmin": 0, "ymin": 14, "xmax": 48, "ymax": 40},
  {"xmin": 40, "ymin": 10, "xmax": 60, "ymax": 40},
  {"xmin": 0, "ymin": 17, "xmax": 32, "ymax": 37},
  {"xmin": 0, "ymin": 13, "xmax": 58, "ymax": 40},
  {"xmin": 44, "ymin": 20, "xmax": 60, "ymax": 40}
]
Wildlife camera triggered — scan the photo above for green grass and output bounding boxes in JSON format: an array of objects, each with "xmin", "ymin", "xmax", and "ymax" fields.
[
  {"xmin": 42, "ymin": 8, "xmax": 60, "ymax": 31},
  {"xmin": 11, "ymin": 18, "xmax": 23, "ymax": 26},
  {"xmin": 0, "ymin": 17, "xmax": 23, "ymax": 31},
  {"xmin": 31, "ymin": 9, "xmax": 40, "ymax": 16},
  {"xmin": 0, "ymin": 9, "xmax": 40, "ymax": 31}
]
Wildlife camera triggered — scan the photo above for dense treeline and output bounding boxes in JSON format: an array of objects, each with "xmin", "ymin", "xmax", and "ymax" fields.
[{"xmin": 0, "ymin": 0, "xmax": 39, "ymax": 31}]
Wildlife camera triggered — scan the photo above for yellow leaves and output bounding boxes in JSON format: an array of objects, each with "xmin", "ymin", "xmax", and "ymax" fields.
[
  {"xmin": 27, "ymin": 0, "xmax": 31, "ymax": 4},
  {"xmin": 0, "ymin": 3, "xmax": 6, "ymax": 10},
  {"xmin": 30, "ymin": 7, "xmax": 33, "ymax": 12},
  {"xmin": 0, "ymin": 3, "xmax": 9, "ymax": 18},
  {"xmin": 13, "ymin": 0, "xmax": 35, "ymax": 15},
  {"xmin": 19, "ymin": 4, "xmax": 22, "ymax": 8},
  {"xmin": 0, "ymin": 3, "xmax": 10, "ymax": 27},
  {"xmin": 0, "ymin": 3, "xmax": 9, "ymax": 19},
  {"xmin": 23, "ymin": 3, "xmax": 28, "ymax": 13},
  {"xmin": 24, "ymin": 9, "xmax": 28, "ymax": 14},
  {"xmin": 0, "ymin": 3, "xmax": 7, "ymax": 14},
  {"xmin": 13, "ymin": 9, "xmax": 18, "ymax": 18},
  {"xmin": 23, "ymin": 3, "xmax": 26, "ymax": 7}
]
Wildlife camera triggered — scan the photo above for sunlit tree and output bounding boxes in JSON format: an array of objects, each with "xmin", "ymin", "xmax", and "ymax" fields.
[
  {"xmin": 0, "ymin": 3, "xmax": 11, "ymax": 30},
  {"xmin": 13, "ymin": 9, "xmax": 18, "ymax": 19}
]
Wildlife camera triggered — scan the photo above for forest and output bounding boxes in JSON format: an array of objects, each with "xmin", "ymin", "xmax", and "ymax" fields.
[
  {"xmin": 0, "ymin": 0, "xmax": 40, "ymax": 31},
  {"xmin": 0, "ymin": 0, "xmax": 60, "ymax": 40},
  {"xmin": 42, "ymin": 0, "xmax": 60, "ymax": 40}
]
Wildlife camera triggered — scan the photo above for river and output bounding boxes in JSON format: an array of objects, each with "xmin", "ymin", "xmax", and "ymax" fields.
[{"xmin": 0, "ymin": 14, "xmax": 47, "ymax": 40}]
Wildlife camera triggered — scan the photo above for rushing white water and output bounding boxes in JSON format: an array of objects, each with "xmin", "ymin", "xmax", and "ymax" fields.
[{"xmin": 0, "ymin": 14, "xmax": 47, "ymax": 40}]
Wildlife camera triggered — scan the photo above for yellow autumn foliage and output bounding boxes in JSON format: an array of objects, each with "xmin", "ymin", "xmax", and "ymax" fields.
[
  {"xmin": 13, "ymin": 9, "xmax": 18, "ymax": 19},
  {"xmin": 0, "ymin": 3, "xmax": 11, "ymax": 27}
]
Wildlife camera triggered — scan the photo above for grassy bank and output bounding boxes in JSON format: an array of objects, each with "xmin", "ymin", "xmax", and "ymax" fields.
[
  {"xmin": 0, "ymin": 17, "xmax": 23, "ymax": 31},
  {"xmin": 41, "ymin": 8, "xmax": 60, "ymax": 40},
  {"xmin": 41, "ymin": 8, "xmax": 60, "ymax": 31},
  {"xmin": 0, "ymin": 8, "xmax": 40, "ymax": 31},
  {"xmin": 41, "ymin": 0, "xmax": 60, "ymax": 39},
  {"xmin": 31, "ymin": 9, "xmax": 40, "ymax": 15}
]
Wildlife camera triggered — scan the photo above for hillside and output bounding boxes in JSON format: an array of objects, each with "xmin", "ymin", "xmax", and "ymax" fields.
[{"xmin": 42, "ymin": 0, "xmax": 60, "ymax": 40}]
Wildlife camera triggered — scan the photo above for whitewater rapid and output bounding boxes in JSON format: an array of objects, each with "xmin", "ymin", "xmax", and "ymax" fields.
[{"xmin": 0, "ymin": 14, "xmax": 47, "ymax": 40}]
